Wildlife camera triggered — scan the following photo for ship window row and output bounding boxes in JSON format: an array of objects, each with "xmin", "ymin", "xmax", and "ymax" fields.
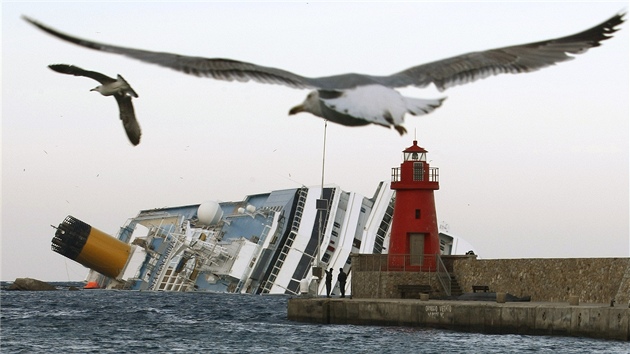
[
  {"xmin": 286, "ymin": 234, "xmax": 296, "ymax": 248},
  {"xmin": 269, "ymin": 238, "xmax": 294, "ymax": 283},
  {"xmin": 372, "ymin": 199, "xmax": 395, "ymax": 253},
  {"xmin": 261, "ymin": 281, "xmax": 271, "ymax": 293},
  {"xmin": 377, "ymin": 225, "xmax": 388, "ymax": 239},
  {"xmin": 272, "ymin": 266, "xmax": 280, "ymax": 276},
  {"xmin": 287, "ymin": 280, "xmax": 300, "ymax": 294}
]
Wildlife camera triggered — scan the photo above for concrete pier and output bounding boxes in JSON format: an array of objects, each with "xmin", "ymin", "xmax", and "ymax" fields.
[{"xmin": 288, "ymin": 297, "xmax": 630, "ymax": 341}]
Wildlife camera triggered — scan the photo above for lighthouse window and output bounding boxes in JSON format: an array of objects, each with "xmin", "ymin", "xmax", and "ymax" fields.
[
  {"xmin": 413, "ymin": 162, "xmax": 424, "ymax": 181},
  {"xmin": 415, "ymin": 209, "xmax": 421, "ymax": 219}
]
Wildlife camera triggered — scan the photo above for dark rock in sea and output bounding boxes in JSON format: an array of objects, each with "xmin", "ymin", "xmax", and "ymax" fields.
[
  {"xmin": 7, "ymin": 278, "xmax": 57, "ymax": 291},
  {"xmin": 68, "ymin": 286, "xmax": 80, "ymax": 291}
]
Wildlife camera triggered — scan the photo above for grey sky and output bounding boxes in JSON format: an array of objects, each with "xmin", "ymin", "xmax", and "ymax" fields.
[{"xmin": 2, "ymin": 1, "xmax": 628, "ymax": 281}]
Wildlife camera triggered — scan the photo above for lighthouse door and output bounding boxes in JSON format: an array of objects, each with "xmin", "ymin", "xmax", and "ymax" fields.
[{"xmin": 409, "ymin": 233, "xmax": 425, "ymax": 266}]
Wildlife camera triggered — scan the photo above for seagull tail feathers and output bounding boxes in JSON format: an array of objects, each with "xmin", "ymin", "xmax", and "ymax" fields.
[{"xmin": 405, "ymin": 97, "xmax": 446, "ymax": 116}]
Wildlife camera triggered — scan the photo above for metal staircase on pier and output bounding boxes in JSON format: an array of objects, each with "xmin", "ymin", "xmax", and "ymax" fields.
[
  {"xmin": 449, "ymin": 275, "xmax": 463, "ymax": 297},
  {"xmin": 436, "ymin": 254, "xmax": 451, "ymax": 297}
]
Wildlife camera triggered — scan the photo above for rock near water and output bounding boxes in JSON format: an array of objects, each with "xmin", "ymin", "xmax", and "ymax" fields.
[{"xmin": 7, "ymin": 278, "xmax": 57, "ymax": 291}]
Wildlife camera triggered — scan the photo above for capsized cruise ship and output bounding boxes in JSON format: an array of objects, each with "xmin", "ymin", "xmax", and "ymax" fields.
[{"xmin": 52, "ymin": 182, "xmax": 457, "ymax": 295}]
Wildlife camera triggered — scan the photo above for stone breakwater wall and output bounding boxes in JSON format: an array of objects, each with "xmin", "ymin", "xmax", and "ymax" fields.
[
  {"xmin": 350, "ymin": 255, "xmax": 630, "ymax": 304},
  {"xmin": 287, "ymin": 298, "xmax": 630, "ymax": 341},
  {"xmin": 351, "ymin": 271, "xmax": 440, "ymax": 299},
  {"xmin": 452, "ymin": 258, "xmax": 630, "ymax": 304}
]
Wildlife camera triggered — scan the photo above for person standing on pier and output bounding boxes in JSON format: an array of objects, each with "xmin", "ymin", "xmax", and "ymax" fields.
[
  {"xmin": 337, "ymin": 268, "xmax": 347, "ymax": 298},
  {"xmin": 325, "ymin": 268, "xmax": 333, "ymax": 298}
]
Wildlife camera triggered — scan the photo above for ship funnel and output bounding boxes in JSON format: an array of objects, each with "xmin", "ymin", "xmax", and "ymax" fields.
[{"xmin": 51, "ymin": 215, "xmax": 131, "ymax": 279}]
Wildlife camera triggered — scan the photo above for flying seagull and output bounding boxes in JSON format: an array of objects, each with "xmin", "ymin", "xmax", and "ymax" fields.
[
  {"xmin": 25, "ymin": 14, "xmax": 625, "ymax": 135},
  {"xmin": 48, "ymin": 64, "xmax": 141, "ymax": 146}
]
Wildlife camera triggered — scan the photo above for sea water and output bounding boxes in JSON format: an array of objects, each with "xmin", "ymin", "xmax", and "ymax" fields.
[{"xmin": 1, "ymin": 289, "xmax": 627, "ymax": 353}]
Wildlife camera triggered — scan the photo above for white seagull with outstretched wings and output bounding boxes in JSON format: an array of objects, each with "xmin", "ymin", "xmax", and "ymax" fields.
[{"xmin": 26, "ymin": 13, "xmax": 624, "ymax": 135}]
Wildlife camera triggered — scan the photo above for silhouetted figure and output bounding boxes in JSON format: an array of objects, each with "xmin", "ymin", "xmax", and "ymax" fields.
[
  {"xmin": 325, "ymin": 268, "xmax": 333, "ymax": 298},
  {"xmin": 337, "ymin": 268, "xmax": 347, "ymax": 298}
]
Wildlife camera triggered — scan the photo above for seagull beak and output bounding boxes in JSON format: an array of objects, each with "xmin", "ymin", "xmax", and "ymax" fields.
[{"xmin": 289, "ymin": 104, "xmax": 304, "ymax": 115}]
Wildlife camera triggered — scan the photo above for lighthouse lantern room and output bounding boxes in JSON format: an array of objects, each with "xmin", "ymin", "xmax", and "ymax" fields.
[{"xmin": 388, "ymin": 140, "xmax": 440, "ymax": 271}]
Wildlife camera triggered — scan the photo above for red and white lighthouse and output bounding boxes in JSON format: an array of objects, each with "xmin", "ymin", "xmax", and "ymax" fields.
[{"xmin": 388, "ymin": 140, "xmax": 440, "ymax": 271}]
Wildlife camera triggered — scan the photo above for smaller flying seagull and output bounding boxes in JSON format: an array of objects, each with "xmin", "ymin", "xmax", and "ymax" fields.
[{"xmin": 48, "ymin": 64, "xmax": 141, "ymax": 146}]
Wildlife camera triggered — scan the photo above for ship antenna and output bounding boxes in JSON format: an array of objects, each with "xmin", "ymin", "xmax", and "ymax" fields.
[
  {"xmin": 314, "ymin": 119, "xmax": 328, "ymax": 294},
  {"xmin": 321, "ymin": 120, "xmax": 327, "ymax": 193}
]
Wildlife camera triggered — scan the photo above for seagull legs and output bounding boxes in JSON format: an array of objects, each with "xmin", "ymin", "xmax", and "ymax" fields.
[{"xmin": 394, "ymin": 125, "xmax": 407, "ymax": 135}]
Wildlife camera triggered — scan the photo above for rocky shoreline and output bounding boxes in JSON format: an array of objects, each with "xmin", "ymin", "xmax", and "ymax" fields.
[{"xmin": 3, "ymin": 278, "xmax": 81, "ymax": 291}]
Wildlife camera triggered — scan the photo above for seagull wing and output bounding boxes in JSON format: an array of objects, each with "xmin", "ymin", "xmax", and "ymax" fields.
[
  {"xmin": 26, "ymin": 13, "xmax": 625, "ymax": 92},
  {"xmin": 114, "ymin": 94, "xmax": 141, "ymax": 146},
  {"xmin": 384, "ymin": 13, "xmax": 626, "ymax": 91},
  {"xmin": 26, "ymin": 16, "xmax": 319, "ymax": 90},
  {"xmin": 48, "ymin": 64, "xmax": 115, "ymax": 84}
]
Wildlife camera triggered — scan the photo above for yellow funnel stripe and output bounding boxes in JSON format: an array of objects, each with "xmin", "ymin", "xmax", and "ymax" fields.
[{"xmin": 75, "ymin": 227, "xmax": 131, "ymax": 279}]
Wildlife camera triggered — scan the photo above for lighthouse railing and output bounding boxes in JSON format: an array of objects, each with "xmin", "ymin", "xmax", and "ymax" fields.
[
  {"xmin": 391, "ymin": 167, "xmax": 400, "ymax": 182},
  {"xmin": 390, "ymin": 167, "xmax": 439, "ymax": 183}
]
